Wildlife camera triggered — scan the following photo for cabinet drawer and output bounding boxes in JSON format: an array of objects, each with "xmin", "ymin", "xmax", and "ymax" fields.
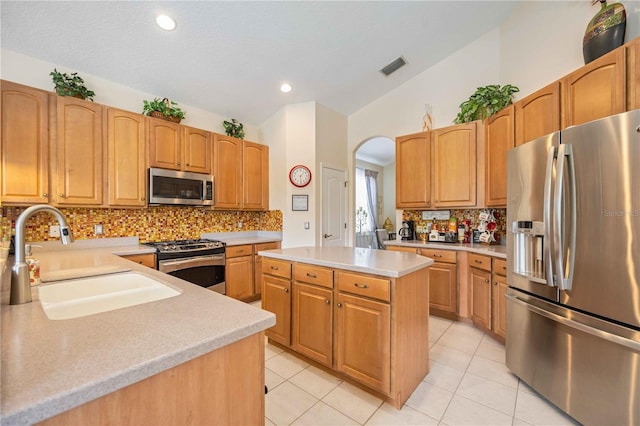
[
  {"xmin": 469, "ymin": 253, "xmax": 491, "ymax": 271},
  {"xmin": 262, "ymin": 258, "xmax": 292, "ymax": 279},
  {"xmin": 337, "ymin": 272, "xmax": 390, "ymax": 302},
  {"xmin": 226, "ymin": 244, "xmax": 254, "ymax": 258},
  {"xmin": 386, "ymin": 246, "xmax": 417, "ymax": 254},
  {"xmin": 418, "ymin": 248, "xmax": 456, "ymax": 264},
  {"xmin": 294, "ymin": 263, "xmax": 334, "ymax": 289},
  {"xmin": 493, "ymin": 258, "xmax": 507, "ymax": 276},
  {"xmin": 255, "ymin": 241, "xmax": 281, "ymax": 252},
  {"xmin": 121, "ymin": 253, "xmax": 156, "ymax": 269}
]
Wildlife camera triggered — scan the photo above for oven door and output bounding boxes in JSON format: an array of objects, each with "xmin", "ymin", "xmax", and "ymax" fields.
[{"xmin": 158, "ymin": 254, "xmax": 226, "ymax": 294}]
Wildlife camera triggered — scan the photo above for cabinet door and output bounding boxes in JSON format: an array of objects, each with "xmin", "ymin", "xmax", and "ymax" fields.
[
  {"xmin": 243, "ymin": 141, "xmax": 269, "ymax": 210},
  {"xmin": 226, "ymin": 255, "xmax": 254, "ymax": 300},
  {"xmin": 627, "ymin": 37, "xmax": 640, "ymax": 111},
  {"xmin": 292, "ymin": 282, "xmax": 333, "ymax": 366},
  {"xmin": 428, "ymin": 262, "xmax": 457, "ymax": 314},
  {"xmin": 262, "ymin": 274, "xmax": 291, "ymax": 346},
  {"xmin": 148, "ymin": 118, "xmax": 182, "ymax": 170},
  {"xmin": 485, "ymin": 106, "xmax": 514, "ymax": 207},
  {"xmin": 514, "ymin": 82, "xmax": 560, "ymax": 146},
  {"xmin": 396, "ymin": 132, "xmax": 430, "ymax": 208},
  {"xmin": 492, "ymin": 273, "xmax": 508, "ymax": 338},
  {"xmin": 120, "ymin": 253, "xmax": 156, "ymax": 268},
  {"xmin": 107, "ymin": 108, "xmax": 146, "ymax": 207},
  {"xmin": 470, "ymin": 268, "xmax": 491, "ymax": 330},
  {"xmin": 255, "ymin": 242, "xmax": 281, "ymax": 296},
  {"xmin": 1, "ymin": 81, "xmax": 49, "ymax": 204},
  {"xmin": 213, "ymin": 134, "xmax": 243, "ymax": 209},
  {"xmin": 183, "ymin": 126, "xmax": 211, "ymax": 174},
  {"xmin": 336, "ymin": 292, "xmax": 391, "ymax": 394},
  {"xmin": 562, "ymin": 48, "xmax": 626, "ymax": 128},
  {"xmin": 54, "ymin": 96, "xmax": 103, "ymax": 205},
  {"xmin": 432, "ymin": 122, "xmax": 477, "ymax": 208}
]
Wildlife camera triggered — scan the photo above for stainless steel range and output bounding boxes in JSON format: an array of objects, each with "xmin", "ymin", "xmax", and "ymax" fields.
[{"xmin": 145, "ymin": 239, "xmax": 226, "ymax": 294}]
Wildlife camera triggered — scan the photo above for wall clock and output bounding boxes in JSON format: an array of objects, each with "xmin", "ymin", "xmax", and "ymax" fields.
[{"xmin": 289, "ymin": 165, "xmax": 312, "ymax": 187}]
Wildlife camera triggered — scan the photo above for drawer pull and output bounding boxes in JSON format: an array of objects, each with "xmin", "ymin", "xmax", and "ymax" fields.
[
  {"xmin": 270, "ymin": 266, "xmax": 279, "ymax": 270},
  {"xmin": 337, "ymin": 303, "xmax": 343, "ymax": 308},
  {"xmin": 354, "ymin": 283, "xmax": 369, "ymax": 289},
  {"xmin": 474, "ymin": 259, "xmax": 483, "ymax": 264},
  {"xmin": 494, "ymin": 281, "xmax": 498, "ymax": 286},
  {"xmin": 326, "ymin": 299, "xmax": 330, "ymax": 304},
  {"xmin": 433, "ymin": 254, "xmax": 442, "ymax": 258},
  {"xmin": 485, "ymin": 279, "xmax": 490, "ymax": 283},
  {"xmin": 284, "ymin": 288, "xmax": 289, "ymax": 293},
  {"xmin": 306, "ymin": 273, "xmax": 318, "ymax": 278}
]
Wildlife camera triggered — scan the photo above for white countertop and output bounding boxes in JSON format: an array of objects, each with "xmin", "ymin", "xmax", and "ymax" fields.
[
  {"xmin": 384, "ymin": 240, "xmax": 507, "ymax": 259},
  {"xmin": 1, "ymin": 238, "xmax": 275, "ymax": 425},
  {"xmin": 201, "ymin": 231, "xmax": 282, "ymax": 247},
  {"xmin": 258, "ymin": 246, "xmax": 434, "ymax": 277}
]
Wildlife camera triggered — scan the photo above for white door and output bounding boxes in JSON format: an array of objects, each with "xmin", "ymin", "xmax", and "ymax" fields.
[{"xmin": 321, "ymin": 165, "xmax": 346, "ymax": 246}]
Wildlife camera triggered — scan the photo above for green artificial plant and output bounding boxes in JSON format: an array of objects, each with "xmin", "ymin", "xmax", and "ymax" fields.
[
  {"xmin": 142, "ymin": 97, "xmax": 186, "ymax": 121},
  {"xmin": 50, "ymin": 68, "xmax": 96, "ymax": 101},
  {"xmin": 222, "ymin": 119, "xmax": 245, "ymax": 139},
  {"xmin": 454, "ymin": 84, "xmax": 519, "ymax": 124}
]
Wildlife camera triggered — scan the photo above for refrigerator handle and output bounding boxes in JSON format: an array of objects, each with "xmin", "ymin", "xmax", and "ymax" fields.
[
  {"xmin": 543, "ymin": 145, "xmax": 556, "ymax": 287},
  {"xmin": 553, "ymin": 144, "xmax": 577, "ymax": 291}
]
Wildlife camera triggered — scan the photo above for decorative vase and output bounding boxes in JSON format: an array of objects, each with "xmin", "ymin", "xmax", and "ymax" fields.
[{"xmin": 583, "ymin": 0, "xmax": 626, "ymax": 64}]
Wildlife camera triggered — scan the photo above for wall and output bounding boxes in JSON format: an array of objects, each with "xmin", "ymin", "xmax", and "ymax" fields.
[
  {"xmin": 0, "ymin": 49, "xmax": 263, "ymax": 141},
  {"xmin": 382, "ymin": 161, "xmax": 396, "ymax": 232}
]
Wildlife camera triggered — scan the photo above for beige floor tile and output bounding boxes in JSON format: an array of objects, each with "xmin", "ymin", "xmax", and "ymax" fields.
[
  {"xmin": 474, "ymin": 337, "xmax": 505, "ymax": 363},
  {"xmin": 291, "ymin": 401, "xmax": 360, "ymax": 426},
  {"xmin": 441, "ymin": 395, "xmax": 513, "ymax": 426},
  {"xmin": 289, "ymin": 365, "xmax": 343, "ymax": 399},
  {"xmin": 455, "ymin": 372, "xmax": 517, "ymax": 416},
  {"xmin": 514, "ymin": 391, "xmax": 580, "ymax": 426},
  {"xmin": 366, "ymin": 402, "xmax": 439, "ymax": 425},
  {"xmin": 466, "ymin": 355, "xmax": 519, "ymax": 389},
  {"xmin": 265, "ymin": 351, "xmax": 309, "ymax": 379},
  {"xmin": 265, "ymin": 381, "xmax": 318, "ymax": 425},
  {"xmin": 322, "ymin": 381, "xmax": 383, "ymax": 424},
  {"xmin": 437, "ymin": 322, "xmax": 484, "ymax": 354},
  {"xmin": 429, "ymin": 316, "xmax": 453, "ymax": 342},
  {"xmin": 429, "ymin": 343, "xmax": 473, "ymax": 372},
  {"xmin": 423, "ymin": 360, "xmax": 465, "ymax": 393},
  {"xmin": 266, "ymin": 342, "xmax": 284, "ymax": 360},
  {"xmin": 265, "ymin": 367, "xmax": 286, "ymax": 392},
  {"xmin": 405, "ymin": 381, "xmax": 454, "ymax": 421},
  {"xmin": 265, "ymin": 415, "xmax": 277, "ymax": 426}
]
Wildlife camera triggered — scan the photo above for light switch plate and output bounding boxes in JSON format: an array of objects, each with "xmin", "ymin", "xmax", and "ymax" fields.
[
  {"xmin": 304, "ymin": 222, "xmax": 310, "ymax": 229},
  {"xmin": 94, "ymin": 224, "xmax": 103, "ymax": 235}
]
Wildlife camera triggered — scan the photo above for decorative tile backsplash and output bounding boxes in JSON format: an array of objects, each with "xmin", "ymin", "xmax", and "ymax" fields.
[
  {"xmin": 0, "ymin": 206, "xmax": 282, "ymax": 243},
  {"xmin": 402, "ymin": 208, "xmax": 508, "ymax": 236}
]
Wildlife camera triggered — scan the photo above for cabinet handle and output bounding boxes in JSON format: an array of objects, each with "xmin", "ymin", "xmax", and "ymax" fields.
[
  {"xmin": 493, "ymin": 281, "xmax": 498, "ymax": 286},
  {"xmin": 42, "ymin": 193, "xmax": 48, "ymax": 197},
  {"xmin": 177, "ymin": 162, "xmax": 181, "ymax": 166},
  {"xmin": 186, "ymin": 163, "xmax": 190, "ymax": 166},
  {"xmin": 354, "ymin": 283, "xmax": 369, "ymax": 289},
  {"xmin": 284, "ymin": 288, "xmax": 289, "ymax": 293},
  {"xmin": 485, "ymin": 279, "xmax": 490, "ymax": 283},
  {"xmin": 433, "ymin": 254, "xmax": 442, "ymax": 258},
  {"xmin": 325, "ymin": 299, "xmax": 330, "ymax": 304},
  {"xmin": 59, "ymin": 193, "xmax": 66, "ymax": 198},
  {"xmin": 306, "ymin": 273, "xmax": 317, "ymax": 278},
  {"xmin": 270, "ymin": 266, "xmax": 279, "ymax": 271},
  {"xmin": 337, "ymin": 303, "xmax": 342, "ymax": 308},
  {"xmin": 475, "ymin": 260, "xmax": 483, "ymax": 264},
  {"xmin": 141, "ymin": 197, "xmax": 145, "ymax": 201}
]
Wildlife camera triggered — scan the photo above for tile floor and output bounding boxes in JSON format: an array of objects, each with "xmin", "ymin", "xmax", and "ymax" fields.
[{"xmin": 255, "ymin": 302, "xmax": 581, "ymax": 426}]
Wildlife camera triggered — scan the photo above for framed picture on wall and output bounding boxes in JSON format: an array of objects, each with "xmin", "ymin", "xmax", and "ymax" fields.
[{"xmin": 292, "ymin": 194, "xmax": 308, "ymax": 211}]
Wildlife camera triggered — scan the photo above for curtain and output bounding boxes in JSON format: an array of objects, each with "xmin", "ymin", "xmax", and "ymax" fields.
[{"xmin": 364, "ymin": 169, "xmax": 378, "ymax": 232}]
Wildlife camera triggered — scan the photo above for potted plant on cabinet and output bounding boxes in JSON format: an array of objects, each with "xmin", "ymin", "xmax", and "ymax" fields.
[
  {"xmin": 50, "ymin": 68, "xmax": 96, "ymax": 101},
  {"xmin": 222, "ymin": 118, "xmax": 245, "ymax": 139},
  {"xmin": 454, "ymin": 84, "xmax": 519, "ymax": 124},
  {"xmin": 142, "ymin": 97, "xmax": 186, "ymax": 123}
]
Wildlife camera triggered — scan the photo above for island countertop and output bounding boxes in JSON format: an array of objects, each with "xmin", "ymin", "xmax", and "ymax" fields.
[
  {"xmin": 384, "ymin": 239, "xmax": 507, "ymax": 259},
  {"xmin": 1, "ymin": 238, "xmax": 275, "ymax": 425},
  {"xmin": 257, "ymin": 246, "xmax": 434, "ymax": 277}
]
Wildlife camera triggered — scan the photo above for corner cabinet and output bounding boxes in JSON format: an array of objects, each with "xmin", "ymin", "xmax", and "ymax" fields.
[
  {"xmin": 484, "ymin": 105, "xmax": 514, "ymax": 207},
  {"xmin": 107, "ymin": 108, "xmax": 147, "ymax": 207},
  {"xmin": 52, "ymin": 96, "xmax": 104, "ymax": 206},
  {"xmin": 1, "ymin": 81, "xmax": 50, "ymax": 204},
  {"xmin": 396, "ymin": 132, "xmax": 430, "ymax": 209}
]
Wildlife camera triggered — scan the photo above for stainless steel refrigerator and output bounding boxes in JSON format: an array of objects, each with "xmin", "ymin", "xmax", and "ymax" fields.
[{"xmin": 506, "ymin": 109, "xmax": 640, "ymax": 425}]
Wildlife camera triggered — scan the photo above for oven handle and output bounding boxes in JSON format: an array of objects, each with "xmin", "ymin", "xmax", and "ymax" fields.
[{"xmin": 159, "ymin": 254, "xmax": 225, "ymax": 273}]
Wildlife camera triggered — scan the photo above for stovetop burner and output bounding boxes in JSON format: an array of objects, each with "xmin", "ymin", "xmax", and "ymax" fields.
[{"xmin": 145, "ymin": 238, "xmax": 225, "ymax": 254}]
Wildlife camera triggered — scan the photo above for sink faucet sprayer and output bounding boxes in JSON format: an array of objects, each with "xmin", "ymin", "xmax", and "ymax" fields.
[{"xmin": 11, "ymin": 205, "xmax": 73, "ymax": 305}]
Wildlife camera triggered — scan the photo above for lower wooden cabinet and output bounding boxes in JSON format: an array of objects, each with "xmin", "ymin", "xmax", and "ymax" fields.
[
  {"xmin": 418, "ymin": 248, "xmax": 457, "ymax": 318},
  {"xmin": 226, "ymin": 241, "xmax": 280, "ymax": 302},
  {"xmin": 491, "ymin": 258, "xmax": 508, "ymax": 338},
  {"xmin": 469, "ymin": 253, "xmax": 507, "ymax": 340},
  {"xmin": 119, "ymin": 253, "xmax": 156, "ymax": 269},
  {"xmin": 292, "ymin": 282, "xmax": 333, "ymax": 366},
  {"xmin": 470, "ymin": 266, "xmax": 491, "ymax": 330},
  {"xmin": 262, "ymin": 272, "xmax": 292, "ymax": 347}
]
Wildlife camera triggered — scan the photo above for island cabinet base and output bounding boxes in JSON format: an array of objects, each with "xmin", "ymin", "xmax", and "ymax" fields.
[{"xmin": 38, "ymin": 333, "xmax": 265, "ymax": 426}]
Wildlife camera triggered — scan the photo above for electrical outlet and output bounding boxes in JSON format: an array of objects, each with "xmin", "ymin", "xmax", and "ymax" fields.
[
  {"xmin": 94, "ymin": 224, "xmax": 103, "ymax": 235},
  {"xmin": 304, "ymin": 222, "xmax": 310, "ymax": 230},
  {"xmin": 49, "ymin": 225, "xmax": 60, "ymax": 237},
  {"xmin": 237, "ymin": 221, "xmax": 243, "ymax": 229}
]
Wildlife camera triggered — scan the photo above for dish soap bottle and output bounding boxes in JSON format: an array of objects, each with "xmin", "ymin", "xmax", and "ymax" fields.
[{"xmin": 25, "ymin": 244, "xmax": 41, "ymax": 286}]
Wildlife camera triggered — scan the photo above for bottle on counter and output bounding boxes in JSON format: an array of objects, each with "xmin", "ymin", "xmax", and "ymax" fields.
[{"xmin": 25, "ymin": 244, "xmax": 41, "ymax": 286}]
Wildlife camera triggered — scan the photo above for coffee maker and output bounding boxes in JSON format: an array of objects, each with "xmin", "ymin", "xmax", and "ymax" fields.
[{"xmin": 399, "ymin": 220, "xmax": 416, "ymax": 240}]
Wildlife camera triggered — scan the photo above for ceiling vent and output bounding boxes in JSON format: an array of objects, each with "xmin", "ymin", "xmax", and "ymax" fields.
[{"xmin": 380, "ymin": 56, "xmax": 407, "ymax": 77}]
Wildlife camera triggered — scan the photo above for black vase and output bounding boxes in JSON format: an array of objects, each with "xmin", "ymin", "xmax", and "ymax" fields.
[{"xmin": 583, "ymin": 0, "xmax": 626, "ymax": 64}]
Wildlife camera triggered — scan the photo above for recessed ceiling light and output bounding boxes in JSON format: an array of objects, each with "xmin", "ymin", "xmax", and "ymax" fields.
[
  {"xmin": 156, "ymin": 14, "xmax": 176, "ymax": 31},
  {"xmin": 280, "ymin": 83, "xmax": 292, "ymax": 93}
]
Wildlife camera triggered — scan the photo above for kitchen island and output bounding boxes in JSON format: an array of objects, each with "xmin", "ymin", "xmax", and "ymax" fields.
[
  {"xmin": 1, "ymin": 238, "xmax": 275, "ymax": 425},
  {"xmin": 258, "ymin": 246, "xmax": 433, "ymax": 409}
]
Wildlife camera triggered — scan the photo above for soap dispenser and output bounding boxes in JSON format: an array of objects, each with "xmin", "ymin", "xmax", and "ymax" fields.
[{"xmin": 25, "ymin": 244, "xmax": 41, "ymax": 286}]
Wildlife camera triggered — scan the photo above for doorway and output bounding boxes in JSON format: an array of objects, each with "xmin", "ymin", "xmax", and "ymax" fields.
[{"xmin": 321, "ymin": 165, "xmax": 347, "ymax": 246}]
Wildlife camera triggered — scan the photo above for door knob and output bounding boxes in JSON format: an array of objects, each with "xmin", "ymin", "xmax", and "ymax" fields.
[{"xmin": 323, "ymin": 233, "xmax": 333, "ymax": 238}]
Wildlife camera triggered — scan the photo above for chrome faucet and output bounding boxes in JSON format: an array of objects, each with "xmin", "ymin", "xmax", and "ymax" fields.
[{"xmin": 11, "ymin": 205, "xmax": 73, "ymax": 305}]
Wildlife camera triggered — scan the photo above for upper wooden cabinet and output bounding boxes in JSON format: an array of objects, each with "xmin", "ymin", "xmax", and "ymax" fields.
[
  {"xmin": 432, "ymin": 121, "xmax": 481, "ymax": 208},
  {"xmin": 562, "ymin": 47, "xmax": 626, "ymax": 128},
  {"xmin": 242, "ymin": 141, "xmax": 269, "ymax": 210},
  {"xmin": 626, "ymin": 37, "xmax": 640, "ymax": 111},
  {"xmin": 484, "ymin": 105, "xmax": 514, "ymax": 207},
  {"xmin": 52, "ymin": 96, "xmax": 104, "ymax": 206},
  {"xmin": 1, "ymin": 81, "xmax": 50, "ymax": 204},
  {"xmin": 148, "ymin": 118, "xmax": 182, "ymax": 171},
  {"xmin": 107, "ymin": 108, "xmax": 147, "ymax": 207},
  {"xmin": 395, "ymin": 132, "xmax": 431, "ymax": 209},
  {"xmin": 182, "ymin": 126, "xmax": 211, "ymax": 174},
  {"xmin": 514, "ymin": 82, "xmax": 560, "ymax": 146}
]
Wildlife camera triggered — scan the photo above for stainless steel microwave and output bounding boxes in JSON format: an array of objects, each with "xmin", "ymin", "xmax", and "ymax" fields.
[{"xmin": 148, "ymin": 167, "xmax": 214, "ymax": 206}]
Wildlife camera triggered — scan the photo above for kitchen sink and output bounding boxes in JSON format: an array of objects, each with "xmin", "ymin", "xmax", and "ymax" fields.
[{"xmin": 38, "ymin": 272, "xmax": 181, "ymax": 320}]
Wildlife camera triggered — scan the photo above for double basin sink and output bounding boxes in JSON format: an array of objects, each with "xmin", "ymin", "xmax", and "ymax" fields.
[{"xmin": 38, "ymin": 271, "xmax": 181, "ymax": 320}]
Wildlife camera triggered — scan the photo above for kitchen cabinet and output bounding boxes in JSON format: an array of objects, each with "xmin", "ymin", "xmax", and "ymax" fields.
[
  {"xmin": 395, "ymin": 131, "xmax": 431, "ymax": 209},
  {"xmin": 491, "ymin": 258, "xmax": 507, "ymax": 339},
  {"xmin": 120, "ymin": 253, "xmax": 156, "ymax": 269},
  {"xmin": 243, "ymin": 141, "xmax": 269, "ymax": 210},
  {"xmin": 182, "ymin": 126, "xmax": 211, "ymax": 174},
  {"xmin": 52, "ymin": 95, "xmax": 104, "ymax": 206},
  {"xmin": 562, "ymin": 47, "xmax": 626, "ymax": 128},
  {"xmin": 254, "ymin": 241, "xmax": 280, "ymax": 297},
  {"xmin": 225, "ymin": 244, "xmax": 255, "ymax": 300},
  {"xmin": 431, "ymin": 121, "xmax": 481, "ymax": 208},
  {"xmin": 514, "ymin": 82, "xmax": 560, "ymax": 146},
  {"xmin": 292, "ymin": 263, "xmax": 334, "ymax": 367},
  {"xmin": 148, "ymin": 118, "xmax": 182, "ymax": 171},
  {"xmin": 418, "ymin": 248, "xmax": 458, "ymax": 319},
  {"xmin": 469, "ymin": 254, "xmax": 491, "ymax": 331},
  {"xmin": 484, "ymin": 105, "xmax": 514, "ymax": 207},
  {"xmin": 261, "ymin": 258, "xmax": 292, "ymax": 346},
  {"xmin": 1, "ymin": 81, "xmax": 49, "ymax": 204},
  {"xmin": 626, "ymin": 37, "xmax": 640, "ymax": 111},
  {"xmin": 107, "ymin": 108, "xmax": 147, "ymax": 207}
]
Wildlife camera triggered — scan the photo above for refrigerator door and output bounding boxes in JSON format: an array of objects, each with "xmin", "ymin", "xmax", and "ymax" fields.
[
  {"xmin": 507, "ymin": 132, "xmax": 559, "ymax": 302},
  {"xmin": 559, "ymin": 109, "xmax": 640, "ymax": 329}
]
